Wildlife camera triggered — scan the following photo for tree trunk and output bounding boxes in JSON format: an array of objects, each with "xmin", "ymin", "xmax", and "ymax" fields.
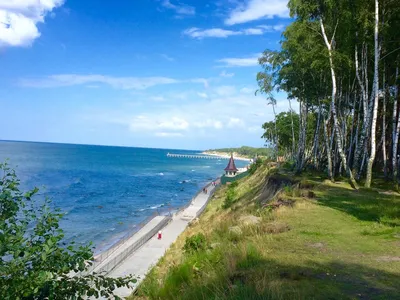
[
  {"xmin": 313, "ymin": 106, "xmax": 322, "ymax": 167},
  {"xmin": 365, "ymin": 0, "xmax": 379, "ymax": 188},
  {"xmin": 392, "ymin": 66, "xmax": 399, "ymax": 180},
  {"xmin": 272, "ymin": 103, "xmax": 279, "ymax": 162},
  {"xmin": 382, "ymin": 68, "xmax": 387, "ymax": 178},
  {"xmin": 296, "ymin": 100, "xmax": 306, "ymax": 172},
  {"xmin": 288, "ymin": 98, "xmax": 296, "ymax": 159},
  {"xmin": 353, "ymin": 43, "xmax": 369, "ymax": 176},
  {"xmin": 323, "ymin": 113, "xmax": 334, "ymax": 181},
  {"xmin": 320, "ymin": 19, "xmax": 359, "ymax": 189}
]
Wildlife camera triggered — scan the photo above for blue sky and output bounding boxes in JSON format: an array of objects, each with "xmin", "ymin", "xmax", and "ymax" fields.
[{"xmin": 0, "ymin": 0, "xmax": 294, "ymax": 150}]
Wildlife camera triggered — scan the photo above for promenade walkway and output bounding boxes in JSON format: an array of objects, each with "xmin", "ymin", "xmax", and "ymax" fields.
[{"xmin": 107, "ymin": 181, "xmax": 218, "ymax": 298}]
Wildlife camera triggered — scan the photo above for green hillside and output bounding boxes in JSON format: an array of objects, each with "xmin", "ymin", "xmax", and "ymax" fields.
[{"xmin": 131, "ymin": 162, "xmax": 400, "ymax": 300}]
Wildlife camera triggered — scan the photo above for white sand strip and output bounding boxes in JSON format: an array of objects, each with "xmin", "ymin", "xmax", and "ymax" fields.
[
  {"xmin": 201, "ymin": 152, "xmax": 252, "ymax": 161},
  {"xmin": 106, "ymin": 181, "xmax": 218, "ymax": 298}
]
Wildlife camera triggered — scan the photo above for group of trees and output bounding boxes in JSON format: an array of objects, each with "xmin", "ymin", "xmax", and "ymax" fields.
[{"xmin": 258, "ymin": 0, "xmax": 400, "ymax": 188}]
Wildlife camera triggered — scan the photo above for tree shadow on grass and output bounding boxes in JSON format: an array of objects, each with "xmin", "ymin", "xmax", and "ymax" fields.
[
  {"xmin": 145, "ymin": 254, "xmax": 400, "ymax": 300},
  {"xmin": 314, "ymin": 184, "xmax": 400, "ymax": 227}
]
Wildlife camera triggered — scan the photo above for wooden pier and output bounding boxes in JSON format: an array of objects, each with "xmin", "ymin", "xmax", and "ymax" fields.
[{"xmin": 166, "ymin": 153, "xmax": 229, "ymax": 159}]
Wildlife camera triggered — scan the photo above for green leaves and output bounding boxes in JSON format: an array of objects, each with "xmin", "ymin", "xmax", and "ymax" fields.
[{"xmin": 0, "ymin": 162, "xmax": 137, "ymax": 299}]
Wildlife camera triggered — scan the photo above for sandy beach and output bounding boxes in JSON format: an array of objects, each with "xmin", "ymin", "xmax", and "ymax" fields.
[{"xmin": 201, "ymin": 151, "xmax": 252, "ymax": 162}]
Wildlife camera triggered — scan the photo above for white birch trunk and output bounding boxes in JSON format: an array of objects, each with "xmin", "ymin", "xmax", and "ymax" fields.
[
  {"xmin": 323, "ymin": 114, "xmax": 334, "ymax": 181},
  {"xmin": 320, "ymin": 19, "xmax": 358, "ymax": 189},
  {"xmin": 365, "ymin": 0, "xmax": 379, "ymax": 188},
  {"xmin": 382, "ymin": 69, "xmax": 387, "ymax": 178},
  {"xmin": 288, "ymin": 98, "xmax": 296, "ymax": 158},
  {"xmin": 392, "ymin": 66, "xmax": 399, "ymax": 179}
]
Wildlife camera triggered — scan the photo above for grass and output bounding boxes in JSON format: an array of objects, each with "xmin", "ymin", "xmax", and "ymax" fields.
[{"xmin": 130, "ymin": 162, "xmax": 400, "ymax": 300}]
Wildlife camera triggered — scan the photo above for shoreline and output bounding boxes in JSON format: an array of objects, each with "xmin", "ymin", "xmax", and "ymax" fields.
[
  {"xmin": 201, "ymin": 151, "xmax": 252, "ymax": 162},
  {"xmin": 105, "ymin": 178, "xmax": 220, "ymax": 297},
  {"xmin": 90, "ymin": 178, "xmax": 219, "ymax": 279}
]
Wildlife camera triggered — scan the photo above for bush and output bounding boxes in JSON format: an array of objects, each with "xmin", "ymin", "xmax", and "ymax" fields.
[
  {"xmin": 223, "ymin": 184, "xmax": 237, "ymax": 209},
  {"xmin": 0, "ymin": 162, "xmax": 135, "ymax": 299},
  {"xmin": 183, "ymin": 233, "xmax": 208, "ymax": 254},
  {"xmin": 249, "ymin": 158, "xmax": 263, "ymax": 175}
]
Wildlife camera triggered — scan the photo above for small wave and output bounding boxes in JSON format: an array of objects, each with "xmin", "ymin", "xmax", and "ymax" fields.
[
  {"xmin": 150, "ymin": 203, "xmax": 165, "ymax": 209},
  {"xmin": 138, "ymin": 203, "xmax": 164, "ymax": 212},
  {"xmin": 158, "ymin": 172, "xmax": 164, "ymax": 176},
  {"xmin": 191, "ymin": 169, "xmax": 195, "ymax": 172}
]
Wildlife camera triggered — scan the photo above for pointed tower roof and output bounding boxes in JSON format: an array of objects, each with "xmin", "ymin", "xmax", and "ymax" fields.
[{"xmin": 224, "ymin": 153, "xmax": 238, "ymax": 171}]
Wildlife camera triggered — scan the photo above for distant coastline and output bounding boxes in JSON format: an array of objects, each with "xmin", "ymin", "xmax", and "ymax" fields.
[
  {"xmin": 201, "ymin": 151, "xmax": 252, "ymax": 161},
  {"xmin": 203, "ymin": 146, "xmax": 271, "ymax": 160}
]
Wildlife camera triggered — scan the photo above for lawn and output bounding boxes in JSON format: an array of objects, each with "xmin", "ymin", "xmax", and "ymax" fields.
[{"xmin": 131, "ymin": 163, "xmax": 400, "ymax": 300}]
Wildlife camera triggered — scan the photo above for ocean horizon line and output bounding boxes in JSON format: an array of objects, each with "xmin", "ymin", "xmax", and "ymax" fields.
[{"xmin": 0, "ymin": 139, "xmax": 204, "ymax": 152}]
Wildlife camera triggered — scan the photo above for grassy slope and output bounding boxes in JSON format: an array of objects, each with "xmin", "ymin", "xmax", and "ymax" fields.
[{"xmin": 131, "ymin": 163, "xmax": 400, "ymax": 300}]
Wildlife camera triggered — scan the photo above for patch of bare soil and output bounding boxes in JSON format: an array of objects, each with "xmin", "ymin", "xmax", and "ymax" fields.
[
  {"xmin": 375, "ymin": 256, "xmax": 400, "ymax": 262},
  {"xmin": 258, "ymin": 174, "xmax": 296, "ymax": 206}
]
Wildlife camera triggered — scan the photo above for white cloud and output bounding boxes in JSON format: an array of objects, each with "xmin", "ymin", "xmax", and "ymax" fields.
[
  {"xmin": 150, "ymin": 96, "xmax": 165, "ymax": 101},
  {"xmin": 155, "ymin": 132, "xmax": 184, "ymax": 137},
  {"xmin": 225, "ymin": 0, "xmax": 289, "ymax": 25},
  {"xmin": 240, "ymin": 87, "xmax": 254, "ymax": 94},
  {"xmin": 197, "ymin": 92, "xmax": 208, "ymax": 99},
  {"xmin": 242, "ymin": 28, "xmax": 264, "ymax": 35},
  {"xmin": 161, "ymin": 0, "xmax": 195, "ymax": 15},
  {"xmin": 257, "ymin": 24, "xmax": 286, "ymax": 32},
  {"xmin": 193, "ymin": 119, "xmax": 223, "ymax": 129},
  {"xmin": 227, "ymin": 117, "xmax": 245, "ymax": 128},
  {"xmin": 183, "ymin": 27, "xmax": 241, "ymax": 38},
  {"xmin": 214, "ymin": 85, "xmax": 236, "ymax": 96},
  {"xmin": 248, "ymin": 126, "xmax": 261, "ymax": 132},
  {"xmin": 158, "ymin": 117, "xmax": 189, "ymax": 130},
  {"xmin": 216, "ymin": 53, "xmax": 261, "ymax": 67},
  {"xmin": 84, "ymin": 91, "xmax": 289, "ymax": 146},
  {"xmin": 160, "ymin": 53, "xmax": 175, "ymax": 61},
  {"xmin": 219, "ymin": 70, "xmax": 235, "ymax": 78},
  {"xmin": 0, "ymin": 0, "xmax": 64, "ymax": 47},
  {"xmin": 129, "ymin": 116, "xmax": 189, "ymax": 132},
  {"xmin": 19, "ymin": 74, "xmax": 210, "ymax": 90},
  {"xmin": 189, "ymin": 78, "xmax": 209, "ymax": 88},
  {"xmin": 183, "ymin": 24, "xmax": 283, "ymax": 39}
]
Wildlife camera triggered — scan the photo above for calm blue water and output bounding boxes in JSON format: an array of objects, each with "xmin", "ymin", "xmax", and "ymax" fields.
[{"xmin": 0, "ymin": 141, "xmax": 247, "ymax": 252}]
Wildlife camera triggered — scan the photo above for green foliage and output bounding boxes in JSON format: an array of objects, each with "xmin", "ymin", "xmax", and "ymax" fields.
[
  {"xmin": 183, "ymin": 233, "xmax": 208, "ymax": 254},
  {"xmin": 222, "ymin": 183, "xmax": 238, "ymax": 209},
  {"xmin": 0, "ymin": 162, "xmax": 136, "ymax": 299},
  {"xmin": 137, "ymin": 167, "xmax": 400, "ymax": 300},
  {"xmin": 248, "ymin": 158, "xmax": 263, "ymax": 175}
]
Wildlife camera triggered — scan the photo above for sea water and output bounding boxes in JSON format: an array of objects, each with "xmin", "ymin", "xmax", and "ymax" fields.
[{"xmin": 0, "ymin": 141, "xmax": 247, "ymax": 252}]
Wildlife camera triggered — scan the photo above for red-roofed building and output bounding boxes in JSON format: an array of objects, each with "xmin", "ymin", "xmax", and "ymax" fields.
[{"xmin": 224, "ymin": 153, "xmax": 238, "ymax": 177}]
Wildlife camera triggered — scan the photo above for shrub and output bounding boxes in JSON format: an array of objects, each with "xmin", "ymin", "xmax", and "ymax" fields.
[
  {"xmin": 0, "ymin": 162, "xmax": 135, "ymax": 299},
  {"xmin": 229, "ymin": 181, "xmax": 239, "ymax": 188},
  {"xmin": 183, "ymin": 233, "xmax": 208, "ymax": 254},
  {"xmin": 223, "ymin": 188, "xmax": 237, "ymax": 209},
  {"xmin": 248, "ymin": 158, "xmax": 263, "ymax": 175}
]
